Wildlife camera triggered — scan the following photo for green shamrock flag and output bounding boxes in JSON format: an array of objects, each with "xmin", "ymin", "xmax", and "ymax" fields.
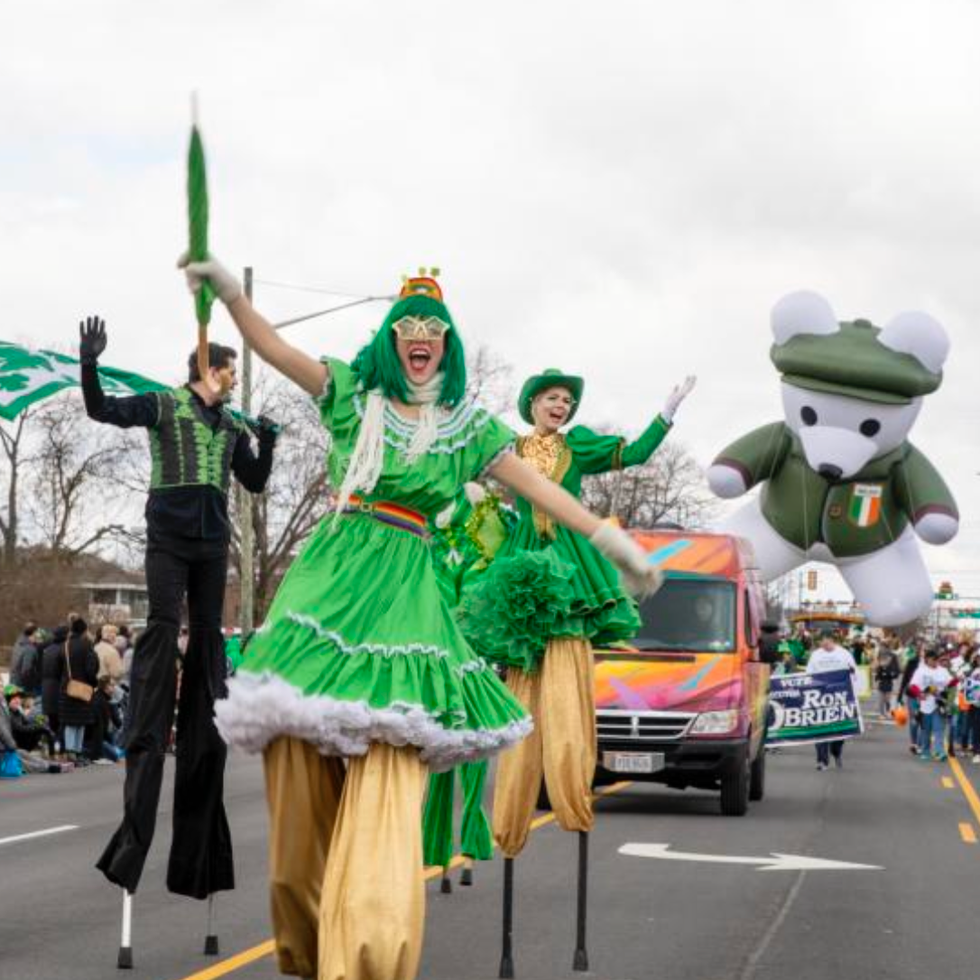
[{"xmin": 0, "ymin": 341, "xmax": 166, "ymax": 421}]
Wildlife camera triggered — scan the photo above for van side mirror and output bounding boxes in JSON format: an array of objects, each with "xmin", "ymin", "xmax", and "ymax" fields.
[{"xmin": 758, "ymin": 636, "xmax": 781, "ymax": 665}]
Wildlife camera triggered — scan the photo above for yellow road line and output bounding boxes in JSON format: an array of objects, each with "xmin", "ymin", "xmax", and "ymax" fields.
[
  {"xmin": 941, "ymin": 776, "xmax": 954, "ymax": 789},
  {"xmin": 948, "ymin": 756, "xmax": 980, "ymax": 827},
  {"xmin": 173, "ymin": 780, "xmax": 632, "ymax": 980},
  {"xmin": 172, "ymin": 941, "xmax": 276, "ymax": 980},
  {"xmin": 958, "ymin": 822, "xmax": 977, "ymax": 844}
]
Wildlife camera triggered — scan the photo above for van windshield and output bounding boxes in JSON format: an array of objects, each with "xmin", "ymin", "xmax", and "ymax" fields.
[{"xmin": 634, "ymin": 578, "xmax": 737, "ymax": 652}]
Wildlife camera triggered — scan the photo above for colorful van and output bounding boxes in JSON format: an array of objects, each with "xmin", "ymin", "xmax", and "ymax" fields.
[{"xmin": 593, "ymin": 529, "xmax": 772, "ymax": 816}]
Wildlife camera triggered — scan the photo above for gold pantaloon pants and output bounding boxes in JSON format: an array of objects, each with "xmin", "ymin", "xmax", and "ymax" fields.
[
  {"xmin": 492, "ymin": 637, "xmax": 596, "ymax": 857},
  {"xmin": 263, "ymin": 738, "xmax": 426, "ymax": 980}
]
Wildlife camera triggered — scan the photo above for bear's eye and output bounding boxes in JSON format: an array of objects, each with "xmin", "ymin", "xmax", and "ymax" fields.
[
  {"xmin": 800, "ymin": 406, "xmax": 818, "ymax": 426},
  {"xmin": 860, "ymin": 419, "xmax": 881, "ymax": 437}
]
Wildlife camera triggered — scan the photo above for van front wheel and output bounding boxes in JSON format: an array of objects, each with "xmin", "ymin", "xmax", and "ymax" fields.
[{"xmin": 720, "ymin": 758, "xmax": 749, "ymax": 816}]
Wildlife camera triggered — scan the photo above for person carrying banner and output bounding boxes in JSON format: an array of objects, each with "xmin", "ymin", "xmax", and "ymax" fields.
[
  {"xmin": 177, "ymin": 258, "xmax": 658, "ymax": 980},
  {"xmin": 806, "ymin": 630, "xmax": 858, "ymax": 769},
  {"xmin": 79, "ymin": 317, "xmax": 277, "ymax": 907}
]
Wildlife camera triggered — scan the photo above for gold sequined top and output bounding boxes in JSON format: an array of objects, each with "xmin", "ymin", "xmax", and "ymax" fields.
[{"xmin": 517, "ymin": 432, "xmax": 573, "ymax": 538}]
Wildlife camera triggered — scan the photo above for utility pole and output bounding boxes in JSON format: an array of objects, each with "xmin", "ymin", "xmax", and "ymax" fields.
[{"xmin": 238, "ymin": 266, "xmax": 255, "ymax": 637}]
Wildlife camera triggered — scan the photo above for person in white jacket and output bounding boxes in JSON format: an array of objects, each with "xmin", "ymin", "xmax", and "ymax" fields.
[
  {"xmin": 909, "ymin": 649, "xmax": 954, "ymax": 761},
  {"xmin": 806, "ymin": 631, "xmax": 858, "ymax": 770}
]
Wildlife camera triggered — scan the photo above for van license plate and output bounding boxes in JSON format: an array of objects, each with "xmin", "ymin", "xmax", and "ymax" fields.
[{"xmin": 603, "ymin": 752, "xmax": 665, "ymax": 774}]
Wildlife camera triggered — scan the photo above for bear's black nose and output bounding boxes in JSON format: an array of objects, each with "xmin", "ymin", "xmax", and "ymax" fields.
[{"xmin": 818, "ymin": 464, "xmax": 843, "ymax": 481}]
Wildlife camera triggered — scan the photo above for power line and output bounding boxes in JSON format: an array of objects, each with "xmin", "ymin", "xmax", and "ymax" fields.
[
  {"xmin": 272, "ymin": 294, "xmax": 397, "ymax": 331},
  {"xmin": 255, "ymin": 278, "xmax": 379, "ymax": 300}
]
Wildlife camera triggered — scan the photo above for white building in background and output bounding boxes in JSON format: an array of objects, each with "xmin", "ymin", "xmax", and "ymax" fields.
[{"xmin": 77, "ymin": 580, "xmax": 148, "ymax": 629}]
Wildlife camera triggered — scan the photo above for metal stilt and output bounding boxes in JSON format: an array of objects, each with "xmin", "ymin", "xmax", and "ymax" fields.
[
  {"xmin": 499, "ymin": 857, "xmax": 515, "ymax": 978},
  {"xmin": 203, "ymin": 894, "xmax": 219, "ymax": 955},
  {"xmin": 117, "ymin": 891, "xmax": 133, "ymax": 969},
  {"xmin": 573, "ymin": 831, "xmax": 589, "ymax": 971}
]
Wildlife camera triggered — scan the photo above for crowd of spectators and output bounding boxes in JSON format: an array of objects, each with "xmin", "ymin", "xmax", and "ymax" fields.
[
  {"xmin": 3, "ymin": 617, "xmax": 241, "ymax": 779},
  {"xmin": 765, "ymin": 621, "xmax": 980, "ymax": 766},
  {"xmin": 2, "ymin": 616, "xmax": 134, "ymax": 777},
  {"xmin": 897, "ymin": 637, "xmax": 980, "ymax": 762}
]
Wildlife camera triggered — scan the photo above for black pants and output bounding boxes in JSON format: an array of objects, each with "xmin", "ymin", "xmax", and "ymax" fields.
[
  {"xmin": 969, "ymin": 709, "xmax": 980, "ymax": 753},
  {"xmin": 97, "ymin": 534, "xmax": 234, "ymax": 899},
  {"xmin": 816, "ymin": 740, "xmax": 844, "ymax": 765}
]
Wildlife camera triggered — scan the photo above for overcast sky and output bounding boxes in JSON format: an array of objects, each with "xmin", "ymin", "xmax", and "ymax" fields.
[{"xmin": 3, "ymin": 1, "xmax": 979, "ymax": 602}]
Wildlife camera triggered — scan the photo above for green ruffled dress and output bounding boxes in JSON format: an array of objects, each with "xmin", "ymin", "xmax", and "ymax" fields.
[
  {"xmin": 460, "ymin": 418, "xmax": 671, "ymax": 672},
  {"xmin": 215, "ymin": 358, "xmax": 530, "ymax": 771}
]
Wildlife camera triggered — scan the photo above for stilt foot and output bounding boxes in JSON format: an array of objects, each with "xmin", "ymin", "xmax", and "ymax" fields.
[
  {"xmin": 204, "ymin": 934, "xmax": 219, "ymax": 956},
  {"xmin": 117, "ymin": 947, "xmax": 133, "ymax": 970}
]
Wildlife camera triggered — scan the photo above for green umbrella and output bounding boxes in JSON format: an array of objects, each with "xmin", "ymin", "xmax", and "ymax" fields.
[{"xmin": 187, "ymin": 97, "xmax": 215, "ymax": 384}]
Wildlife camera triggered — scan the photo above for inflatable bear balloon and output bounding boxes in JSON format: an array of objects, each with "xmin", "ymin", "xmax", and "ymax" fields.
[{"xmin": 708, "ymin": 290, "xmax": 958, "ymax": 626}]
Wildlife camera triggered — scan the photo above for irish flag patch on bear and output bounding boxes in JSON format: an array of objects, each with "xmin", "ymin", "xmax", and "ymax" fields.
[{"xmin": 849, "ymin": 484, "xmax": 883, "ymax": 527}]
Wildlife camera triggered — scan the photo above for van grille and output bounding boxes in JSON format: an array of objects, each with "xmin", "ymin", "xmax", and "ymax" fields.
[{"xmin": 596, "ymin": 710, "xmax": 695, "ymax": 744}]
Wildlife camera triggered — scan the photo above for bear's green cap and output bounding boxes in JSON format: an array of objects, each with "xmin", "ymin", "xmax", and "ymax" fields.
[{"xmin": 770, "ymin": 319, "xmax": 942, "ymax": 405}]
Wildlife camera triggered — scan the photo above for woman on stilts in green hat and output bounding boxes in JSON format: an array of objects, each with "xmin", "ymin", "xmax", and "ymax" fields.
[{"xmin": 460, "ymin": 366, "xmax": 694, "ymax": 974}]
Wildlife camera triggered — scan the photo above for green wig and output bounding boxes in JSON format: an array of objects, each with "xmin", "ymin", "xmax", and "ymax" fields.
[{"xmin": 351, "ymin": 294, "xmax": 467, "ymax": 407}]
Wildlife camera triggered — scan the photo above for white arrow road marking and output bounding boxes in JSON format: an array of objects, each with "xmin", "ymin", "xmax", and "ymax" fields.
[
  {"xmin": 619, "ymin": 843, "xmax": 882, "ymax": 872},
  {"xmin": 0, "ymin": 825, "xmax": 79, "ymax": 847}
]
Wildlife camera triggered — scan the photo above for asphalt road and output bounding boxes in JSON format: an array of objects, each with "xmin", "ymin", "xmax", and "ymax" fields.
[{"xmin": 2, "ymin": 719, "xmax": 978, "ymax": 980}]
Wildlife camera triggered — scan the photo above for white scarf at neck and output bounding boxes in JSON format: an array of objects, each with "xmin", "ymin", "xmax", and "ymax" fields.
[{"xmin": 333, "ymin": 373, "xmax": 444, "ymax": 518}]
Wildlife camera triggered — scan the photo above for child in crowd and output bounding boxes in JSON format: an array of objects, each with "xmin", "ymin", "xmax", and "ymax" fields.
[{"xmin": 908, "ymin": 649, "xmax": 955, "ymax": 762}]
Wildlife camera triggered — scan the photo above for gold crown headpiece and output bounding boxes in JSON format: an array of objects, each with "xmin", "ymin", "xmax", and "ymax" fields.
[{"xmin": 399, "ymin": 266, "xmax": 443, "ymax": 302}]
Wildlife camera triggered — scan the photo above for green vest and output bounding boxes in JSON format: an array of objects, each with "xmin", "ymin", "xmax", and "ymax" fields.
[{"xmin": 148, "ymin": 387, "xmax": 243, "ymax": 494}]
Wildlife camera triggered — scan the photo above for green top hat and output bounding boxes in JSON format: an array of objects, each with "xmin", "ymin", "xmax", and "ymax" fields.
[{"xmin": 519, "ymin": 368, "xmax": 584, "ymax": 425}]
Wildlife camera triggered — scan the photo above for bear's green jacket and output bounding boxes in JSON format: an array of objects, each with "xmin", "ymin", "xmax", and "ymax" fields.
[{"xmin": 714, "ymin": 422, "xmax": 958, "ymax": 558}]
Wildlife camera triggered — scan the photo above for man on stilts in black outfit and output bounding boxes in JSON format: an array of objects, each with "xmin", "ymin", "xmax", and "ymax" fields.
[{"xmin": 78, "ymin": 316, "xmax": 276, "ymax": 911}]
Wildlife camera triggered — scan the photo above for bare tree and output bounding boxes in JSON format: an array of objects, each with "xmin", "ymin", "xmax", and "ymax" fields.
[
  {"xmin": 0, "ymin": 407, "xmax": 34, "ymax": 566},
  {"xmin": 25, "ymin": 397, "xmax": 130, "ymax": 560},
  {"xmin": 580, "ymin": 437, "xmax": 717, "ymax": 530},
  {"xmin": 466, "ymin": 344, "xmax": 515, "ymax": 416},
  {"xmin": 229, "ymin": 372, "xmax": 331, "ymax": 621}
]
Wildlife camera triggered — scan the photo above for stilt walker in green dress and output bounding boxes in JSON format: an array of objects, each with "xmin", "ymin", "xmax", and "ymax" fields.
[
  {"xmin": 423, "ymin": 487, "xmax": 514, "ymax": 891},
  {"xmin": 461, "ymin": 368, "xmax": 695, "ymax": 976},
  {"xmin": 178, "ymin": 256, "xmax": 661, "ymax": 980}
]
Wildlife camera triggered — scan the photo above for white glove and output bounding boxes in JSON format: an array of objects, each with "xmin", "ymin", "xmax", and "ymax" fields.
[
  {"xmin": 177, "ymin": 253, "xmax": 243, "ymax": 304},
  {"xmin": 661, "ymin": 375, "xmax": 696, "ymax": 423},
  {"xmin": 913, "ymin": 511, "xmax": 958, "ymax": 545},
  {"xmin": 590, "ymin": 522, "xmax": 663, "ymax": 598},
  {"xmin": 463, "ymin": 482, "xmax": 487, "ymax": 505},
  {"xmin": 707, "ymin": 463, "xmax": 748, "ymax": 499}
]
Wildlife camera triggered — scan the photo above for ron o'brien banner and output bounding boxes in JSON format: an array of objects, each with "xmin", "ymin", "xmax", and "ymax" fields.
[{"xmin": 766, "ymin": 669, "xmax": 864, "ymax": 747}]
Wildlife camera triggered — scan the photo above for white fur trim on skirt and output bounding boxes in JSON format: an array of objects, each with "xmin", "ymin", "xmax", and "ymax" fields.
[{"xmin": 214, "ymin": 671, "xmax": 534, "ymax": 772}]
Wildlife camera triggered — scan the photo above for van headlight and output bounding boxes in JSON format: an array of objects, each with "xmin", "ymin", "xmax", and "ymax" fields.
[{"xmin": 690, "ymin": 709, "xmax": 739, "ymax": 735}]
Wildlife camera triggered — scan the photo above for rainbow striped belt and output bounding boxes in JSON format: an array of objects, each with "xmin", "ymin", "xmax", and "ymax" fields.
[{"xmin": 344, "ymin": 495, "xmax": 430, "ymax": 540}]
